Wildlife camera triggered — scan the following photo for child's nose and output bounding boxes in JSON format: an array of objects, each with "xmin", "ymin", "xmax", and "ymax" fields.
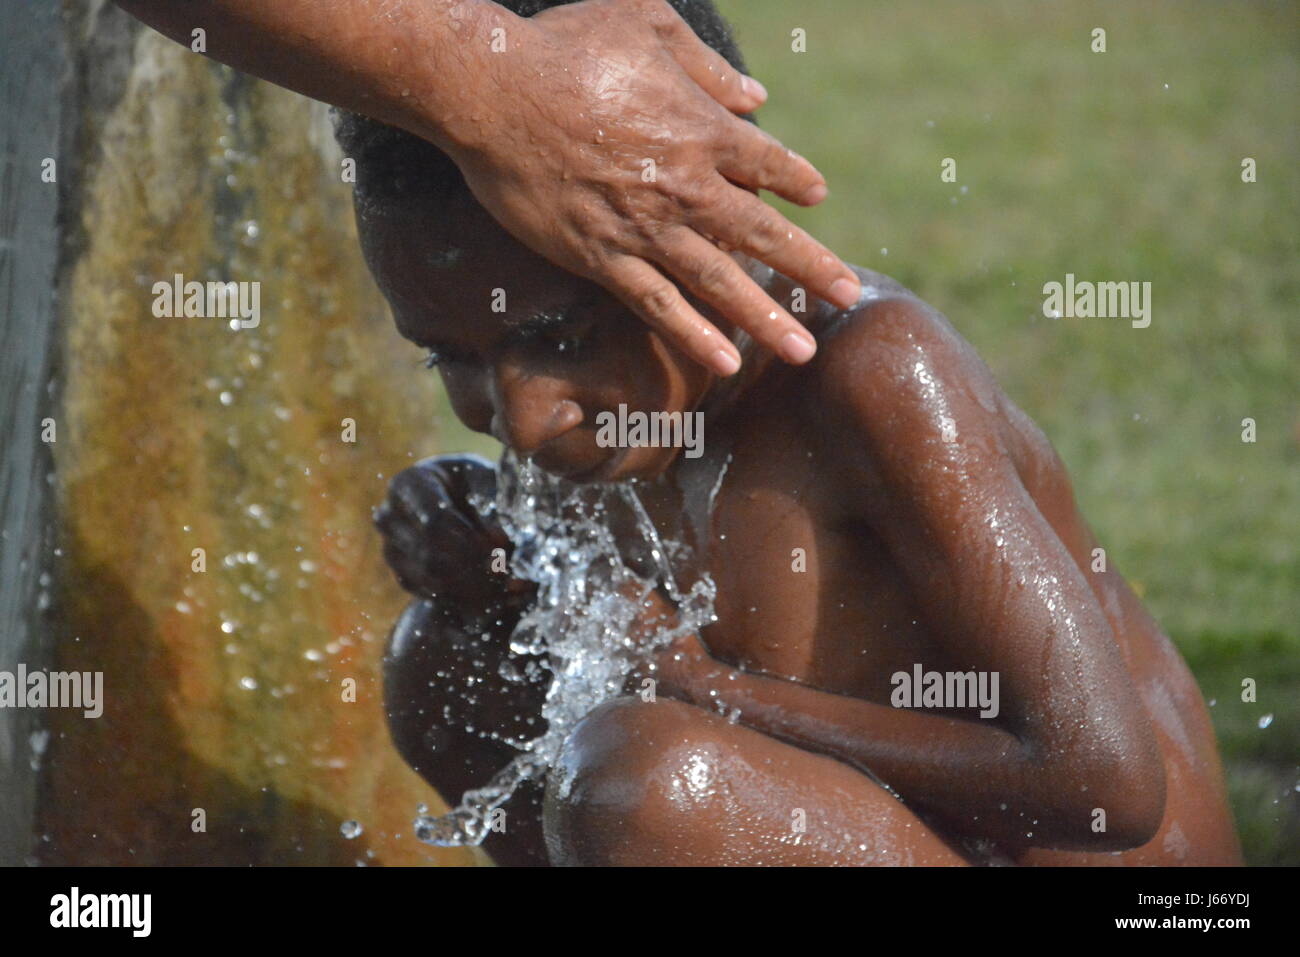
[{"xmin": 490, "ymin": 377, "xmax": 584, "ymax": 455}]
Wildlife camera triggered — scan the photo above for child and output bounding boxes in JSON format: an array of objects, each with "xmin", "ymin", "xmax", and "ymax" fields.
[{"xmin": 348, "ymin": 2, "xmax": 1243, "ymax": 867}]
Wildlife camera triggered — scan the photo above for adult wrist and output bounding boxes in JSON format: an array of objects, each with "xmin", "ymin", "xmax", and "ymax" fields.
[{"xmin": 387, "ymin": 0, "xmax": 528, "ymax": 157}]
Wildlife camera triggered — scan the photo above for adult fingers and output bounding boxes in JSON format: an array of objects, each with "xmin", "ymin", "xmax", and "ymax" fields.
[
  {"xmin": 690, "ymin": 177, "xmax": 861, "ymax": 311},
  {"xmin": 652, "ymin": 0, "xmax": 767, "ymax": 113},
  {"xmin": 717, "ymin": 117, "xmax": 829, "ymax": 207},
  {"xmin": 645, "ymin": 228, "xmax": 818, "ymax": 363},
  {"xmin": 599, "ymin": 252, "xmax": 743, "ymax": 375}
]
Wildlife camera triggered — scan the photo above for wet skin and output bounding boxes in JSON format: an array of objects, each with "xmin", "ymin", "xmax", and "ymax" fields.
[{"xmin": 362, "ymin": 189, "xmax": 1243, "ymax": 866}]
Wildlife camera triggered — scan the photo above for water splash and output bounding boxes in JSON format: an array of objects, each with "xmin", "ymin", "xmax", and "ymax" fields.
[{"xmin": 413, "ymin": 451, "xmax": 717, "ymax": 847}]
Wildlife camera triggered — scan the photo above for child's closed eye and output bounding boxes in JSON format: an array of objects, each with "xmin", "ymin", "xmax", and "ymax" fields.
[
  {"xmin": 421, "ymin": 345, "xmax": 476, "ymax": 369},
  {"xmin": 547, "ymin": 327, "xmax": 590, "ymax": 355},
  {"xmin": 517, "ymin": 313, "xmax": 598, "ymax": 359}
]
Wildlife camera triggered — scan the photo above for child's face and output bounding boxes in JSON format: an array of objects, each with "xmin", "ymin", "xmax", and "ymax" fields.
[{"xmin": 357, "ymin": 192, "xmax": 719, "ymax": 482}]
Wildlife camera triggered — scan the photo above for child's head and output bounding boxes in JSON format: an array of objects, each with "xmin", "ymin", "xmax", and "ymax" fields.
[{"xmin": 337, "ymin": 0, "xmax": 758, "ymax": 483}]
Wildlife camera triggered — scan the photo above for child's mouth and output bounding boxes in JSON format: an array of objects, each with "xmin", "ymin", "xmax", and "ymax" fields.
[{"xmin": 537, "ymin": 447, "xmax": 626, "ymax": 484}]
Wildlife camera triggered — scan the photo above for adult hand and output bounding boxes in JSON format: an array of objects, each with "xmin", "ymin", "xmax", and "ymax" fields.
[
  {"xmin": 440, "ymin": 0, "xmax": 862, "ymax": 375},
  {"xmin": 114, "ymin": 0, "xmax": 859, "ymax": 373}
]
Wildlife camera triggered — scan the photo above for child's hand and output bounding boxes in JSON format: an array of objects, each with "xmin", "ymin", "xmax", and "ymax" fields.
[{"xmin": 373, "ymin": 455, "xmax": 533, "ymax": 618}]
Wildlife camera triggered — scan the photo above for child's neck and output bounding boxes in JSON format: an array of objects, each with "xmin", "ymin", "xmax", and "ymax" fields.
[
  {"xmin": 695, "ymin": 259, "xmax": 827, "ymax": 423},
  {"xmin": 629, "ymin": 262, "xmax": 800, "ymax": 562}
]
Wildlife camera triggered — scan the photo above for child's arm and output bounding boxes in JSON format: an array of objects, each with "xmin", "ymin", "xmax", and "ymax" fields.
[
  {"xmin": 659, "ymin": 298, "xmax": 1166, "ymax": 852},
  {"xmin": 376, "ymin": 456, "xmax": 550, "ymax": 864}
]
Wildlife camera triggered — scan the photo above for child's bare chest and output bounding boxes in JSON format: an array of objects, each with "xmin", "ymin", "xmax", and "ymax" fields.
[{"xmin": 683, "ymin": 429, "xmax": 949, "ymax": 702}]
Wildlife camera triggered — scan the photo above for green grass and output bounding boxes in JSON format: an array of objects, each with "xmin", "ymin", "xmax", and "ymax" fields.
[
  {"xmin": 437, "ymin": 0, "xmax": 1300, "ymax": 863},
  {"xmin": 709, "ymin": 0, "xmax": 1299, "ymax": 864}
]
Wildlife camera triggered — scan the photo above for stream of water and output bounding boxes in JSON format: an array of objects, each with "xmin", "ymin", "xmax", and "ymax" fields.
[{"xmin": 413, "ymin": 451, "xmax": 718, "ymax": 847}]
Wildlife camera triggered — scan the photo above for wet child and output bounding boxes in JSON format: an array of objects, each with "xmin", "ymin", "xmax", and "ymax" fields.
[{"xmin": 346, "ymin": 4, "xmax": 1243, "ymax": 867}]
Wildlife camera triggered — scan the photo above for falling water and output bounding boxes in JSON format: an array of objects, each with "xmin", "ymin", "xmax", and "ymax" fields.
[{"xmin": 413, "ymin": 451, "xmax": 717, "ymax": 847}]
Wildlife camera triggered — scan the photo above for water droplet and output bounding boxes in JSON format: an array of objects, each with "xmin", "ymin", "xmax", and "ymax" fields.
[
  {"xmin": 340, "ymin": 820, "xmax": 363, "ymax": 839},
  {"xmin": 413, "ymin": 451, "xmax": 719, "ymax": 848}
]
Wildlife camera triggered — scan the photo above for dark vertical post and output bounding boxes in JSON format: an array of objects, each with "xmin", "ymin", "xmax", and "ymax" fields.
[{"xmin": 0, "ymin": 0, "xmax": 64, "ymax": 866}]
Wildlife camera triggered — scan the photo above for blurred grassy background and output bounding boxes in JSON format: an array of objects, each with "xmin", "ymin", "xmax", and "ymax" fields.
[{"xmin": 435, "ymin": 0, "xmax": 1298, "ymax": 863}]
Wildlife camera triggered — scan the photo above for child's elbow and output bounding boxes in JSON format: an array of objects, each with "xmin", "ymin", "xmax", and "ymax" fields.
[
  {"xmin": 1077, "ymin": 756, "xmax": 1167, "ymax": 850},
  {"xmin": 1041, "ymin": 696, "xmax": 1168, "ymax": 850}
]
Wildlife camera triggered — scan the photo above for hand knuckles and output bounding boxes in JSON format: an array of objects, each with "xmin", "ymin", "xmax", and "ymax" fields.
[
  {"xmin": 565, "ymin": 199, "xmax": 621, "ymax": 245},
  {"xmin": 747, "ymin": 213, "xmax": 788, "ymax": 254},
  {"xmin": 671, "ymin": 173, "xmax": 720, "ymax": 214},
  {"xmin": 637, "ymin": 0, "xmax": 679, "ymax": 31},
  {"xmin": 618, "ymin": 204, "xmax": 676, "ymax": 252},
  {"xmin": 692, "ymin": 255, "xmax": 734, "ymax": 299},
  {"xmin": 576, "ymin": 243, "xmax": 612, "ymax": 278},
  {"xmin": 635, "ymin": 282, "xmax": 679, "ymax": 319},
  {"xmin": 747, "ymin": 151, "xmax": 777, "ymax": 186}
]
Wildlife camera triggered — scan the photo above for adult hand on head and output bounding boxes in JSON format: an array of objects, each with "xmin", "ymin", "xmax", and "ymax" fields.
[
  {"xmin": 113, "ymin": 0, "xmax": 859, "ymax": 373},
  {"xmin": 437, "ymin": 0, "xmax": 862, "ymax": 375}
]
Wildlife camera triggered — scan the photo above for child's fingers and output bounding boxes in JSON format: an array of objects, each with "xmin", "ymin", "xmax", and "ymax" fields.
[
  {"xmin": 598, "ymin": 254, "xmax": 742, "ymax": 376},
  {"xmin": 689, "ymin": 181, "xmax": 862, "ymax": 312},
  {"xmin": 644, "ymin": 229, "xmax": 819, "ymax": 364},
  {"xmin": 390, "ymin": 474, "xmax": 476, "ymax": 535}
]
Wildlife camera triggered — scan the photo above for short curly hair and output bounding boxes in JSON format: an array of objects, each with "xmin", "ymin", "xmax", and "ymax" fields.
[{"xmin": 332, "ymin": 0, "xmax": 754, "ymax": 211}]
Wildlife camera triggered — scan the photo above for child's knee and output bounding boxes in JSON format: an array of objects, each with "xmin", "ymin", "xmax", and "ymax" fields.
[
  {"xmin": 542, "ymin": 695, "xmax": 974, "ymax": 865},
  {"xmin": 383, "ymin": 598, "xmax": 543, "ymax": 791},
  {"xmin": 542, "ymin": 696, "xmax": 727, "ymax": 865}
]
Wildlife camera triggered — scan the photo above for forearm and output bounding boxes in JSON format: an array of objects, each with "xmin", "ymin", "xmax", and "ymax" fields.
[
  {"xmin": 697, "ymin": 664, "xmax": 1158, "ymax": 851},
  {"xmin": 113, "ymin": 0, "xmax": 514, "ymax": 152}
]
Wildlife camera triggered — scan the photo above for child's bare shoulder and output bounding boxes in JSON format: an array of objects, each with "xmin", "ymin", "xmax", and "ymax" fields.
[
  {"xmin": 807, "ymin": 267, "xmax": 1059, "ymax": 484},
  {"xmin": 813, "ymin": 268, "xmax": 996, "ymax": 418}
]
